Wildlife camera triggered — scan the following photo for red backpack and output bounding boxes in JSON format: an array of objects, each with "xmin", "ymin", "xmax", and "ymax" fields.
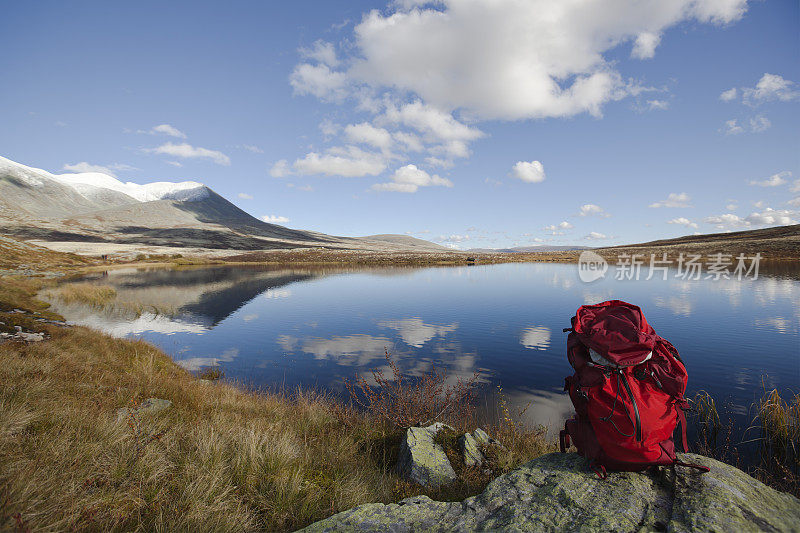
[{"xmin": 559, "ymin": 300, "xmax": 709, "ymax": 477}]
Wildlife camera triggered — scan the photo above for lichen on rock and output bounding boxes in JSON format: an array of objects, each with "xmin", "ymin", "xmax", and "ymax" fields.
[
  {"xmin": 459, "ymin": 431, "xmax": 484, "ymax": 467},
  {"xmin": 302, "ymin": 452, "xmax": 800, "ymax": 532},
  {"xmin": 396, "ymin": 422, "xmax": 457, "ymax": 488}
]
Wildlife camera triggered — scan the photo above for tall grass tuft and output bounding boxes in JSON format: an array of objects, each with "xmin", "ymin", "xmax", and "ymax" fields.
[
  {"xmin": 691, "ymin": 387, "xmax": 800, "ymax": 497},
  {"xmin": 692, "ymin": 390, "xmax": 722, "ymax": 451},
  {"xmin": 754, "ymin": 388, "xmax": 799, "ymax": 494},
  {"xmin": 48, "ymin": 283, "xmax": 117, "ymax": 308}
]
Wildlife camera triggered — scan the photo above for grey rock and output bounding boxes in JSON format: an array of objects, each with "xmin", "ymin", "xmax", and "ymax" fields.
[
  {"xmin": 18, "ymin": 331, "xmax": 44, "ymax": 342},
  {"xmin": 459, "ymin": 432, "xmax": 484, "ymax": 467},
  {"xmin": 473, "ymin": 427, "xmax": 504, "ymax": 449},
  {"xmin": 302, "ymin": 452, "xmax": 800, "ymax": 533},
  {"xmin": 397, "ymin": 423, "xmax": 457, "ymax": 488},
  {"xmin": 116, "ymin": 398, "xmax": 172, "ymax": 422}
]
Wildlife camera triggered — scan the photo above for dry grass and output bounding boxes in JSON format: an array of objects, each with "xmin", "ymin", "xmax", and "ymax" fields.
[
  {"xmin": 0, "ymin": 236, "xmax": 91, "ymax": 272},
  {"xmin": 0, "ymin": 276, "xmax": 553, "ymax": 531},
  {"xmin": 46, "ymin": 282, "xmax": 117, "ymax": 307},
  {"xmin": 344, "ymin": 349, "xmax": 481, "ymax": 430},
  {"xmin": 45, "ymin": 282, "xmax": 179, "ymax": 318},
  {"xmin": 0, "ymin": 325, "xmax": 394, "ymax": 531}
]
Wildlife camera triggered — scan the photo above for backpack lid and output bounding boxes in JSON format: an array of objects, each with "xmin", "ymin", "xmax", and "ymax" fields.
[
  {"xmin": 589, "ymin": 348, "xmax": 652, "ymax": 368},
  {"xmin": 574, "ymin": 300, "xmax": 658, "ymax": 367}
]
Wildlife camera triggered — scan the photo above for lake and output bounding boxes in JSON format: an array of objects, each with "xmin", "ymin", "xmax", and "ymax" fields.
[{"xmin": 49, "ymin": 261, "xmax": 799, "ymax": 448}]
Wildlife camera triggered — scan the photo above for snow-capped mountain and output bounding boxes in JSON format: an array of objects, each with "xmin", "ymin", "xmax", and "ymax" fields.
[
  {"xmin": 0, "ymin": 155, "xmax": 446, "ymax": 254},
  {"xmin": 0, "ymin": 156, "xmax": 209, "ymax": 203}
]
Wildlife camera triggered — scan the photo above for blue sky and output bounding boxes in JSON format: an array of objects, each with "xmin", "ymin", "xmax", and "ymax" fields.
[{"xmin": 1, "ymin": 0, "xmax": 798, "ymax": 249}]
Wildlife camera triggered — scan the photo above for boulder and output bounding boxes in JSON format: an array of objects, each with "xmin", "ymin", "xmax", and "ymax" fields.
[
  {"xmin": 116, "ymin": 398, "xmax": 172, "ymax": 422},
  {"xmin": 473, "ymin": 428, "xmax": 504, "ymax": 449},
  {"xmin": 397, "ymin": 423, "xmax": 457, "ymax": 488},
  {"xmin": 459, "ymin": 432, "xmax": 483, "ymax": 467},
  {"xmin": 460, "ymin": 428, "xmax": 504, "ymax": 466},
  {"xmin": 302, "ymin": 452, "xmax": 800, "ymax": 532}
]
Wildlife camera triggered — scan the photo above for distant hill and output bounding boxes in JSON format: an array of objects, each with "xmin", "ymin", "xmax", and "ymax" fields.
[
  {"xmin": 467, "ymin": 245, "xmax": 590, "ymax": 253},
  {"xmin": 596, "ymin": 225, "xmax": 800, "ymax": 258},
  {"xmin": 0, "ymin": 156, "xmax": 443, "ymax": 255},
  {"xmin": 361, "ymin": 234, "xmax": 448, "ymax": 251}
]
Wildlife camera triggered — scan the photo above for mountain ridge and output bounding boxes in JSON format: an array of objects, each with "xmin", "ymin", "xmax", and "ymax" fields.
[{"xmin": 0, "ymin": 156, "xmax": 447, "ymax": 255}]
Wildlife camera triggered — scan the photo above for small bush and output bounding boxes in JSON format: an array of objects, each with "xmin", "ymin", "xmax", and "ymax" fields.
[{"xmin": 344, "ymin": 349, "xmax": 480, "ymax": 430}]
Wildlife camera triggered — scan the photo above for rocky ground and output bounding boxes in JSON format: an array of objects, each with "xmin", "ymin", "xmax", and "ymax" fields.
[{"xmin": 303, "ymin": 452, "xmax": 800, "ymax": 532}]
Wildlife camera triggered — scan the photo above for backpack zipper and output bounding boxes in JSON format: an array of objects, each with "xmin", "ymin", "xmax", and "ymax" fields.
[{"xmin": 619, "ymin": 371, "xmax": 642, "ymax": 442}]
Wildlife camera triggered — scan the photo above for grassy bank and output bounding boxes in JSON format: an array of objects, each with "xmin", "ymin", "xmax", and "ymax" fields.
[{"xmin": 0, "ymin": 275, "xmax": 552, "ymax": 532}]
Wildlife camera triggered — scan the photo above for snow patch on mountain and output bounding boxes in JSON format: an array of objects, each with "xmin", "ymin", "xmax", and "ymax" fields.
[{"xmin": 0, "ymin": 155, "xmax": 209, "ymax": 202}]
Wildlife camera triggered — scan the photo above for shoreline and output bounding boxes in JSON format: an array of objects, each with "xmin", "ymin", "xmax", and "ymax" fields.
[{"xmin": 1, "ymin": 236, "xmax": 798, "ymax": 530}]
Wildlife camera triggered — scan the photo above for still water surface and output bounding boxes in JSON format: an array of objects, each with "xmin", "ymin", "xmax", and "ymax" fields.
[{"xmin": 51, "ymin": 262, "xmax": 799, "ymax": 443}]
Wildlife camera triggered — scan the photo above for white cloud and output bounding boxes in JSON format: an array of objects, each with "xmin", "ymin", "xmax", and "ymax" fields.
[
  {"xmin": 667, "ymin": 217, "xmax": 698, "ymax": 229},
  {"xmin": 319, "ymin": 119, "xmax": 341, "ymax": 138},
  {"xmin": 282, "ymin": 0, "xmax": 749, "ymax": 177},
  {"xmin": 631, "ymin": 32, "xmax": 661, "ymax": 59},
  {"xmin": 578, "ymin": 204, "xmax": 610, "ymax": 217},
  {"xmin": 287, "ymin": 183, "xmax": 314, "ymax": 192},
  {"xmin": 147, "ymin": 142, "xmax": 230, "ymax": 166},
  {"xmin": 749, "ymin": 115, "xmax": 771, "ymax": 133},
  {"xmin": 543, "ymin": 221, "xmax": 574, "ymax": 234},
  {"xmin": 584, "ymin": 232, "xmax": 607, "ymax": 240},
  {"xmin": 744, "ymin": 208, "xmax": 797, "ymax": 226},
  {"xmin": 371, "ymin": 164, "xmax": 453, "ymax": 193},
  {"xmin": 242, "ymin": 144, "xmax": 264, "ymax": 153},
  {"xmin": 62, "ymin": 162, "xmax": 116, "ymax": 176},
  {"xmin": 261, "ymin": 214, "xmax": 290, "ymax": 224},
  {"xmin": 238, "ymin": 193, "xmax": 253, "ymax": 200},
  {"xmin": 649, "ymin": 192, "xmax": 692, "ymax": 208},
  {"xmin": 151, "ymin": 124, "xmax": 187, "ymax": 139},
  {"xmin": 705, "ymin": 208, "xmax": 798, "ymax": 229},
  {"xmin": 720, "ymin": 119, "xmax": 744, "ymax": 135},
  {"xmin": 511, "ymin": 160, "xmax": 545, "ymax": 183},
  {"xmin": 788, "ymin": 197, "xmax": 800, "ymax": 207},
  {"xmin": 719, "ymin": 87, "xmax": 738, "ymax": 101},
  {"xmin": 437, "ymin": 234, "xmax": 470, "ymax": 249},
  {"xmin": 646, "ymin": 99, "xmax": 669, "ymax": 111},
  {"xmin": 344, "ymin": 122, "xmax": 394, "ymax": 151},
  {"xmin": 749, "ymin": 171, "xmax": 790, "ymax": 187},
  {"xmin": 270, "ymin": 159, "xmax": 291, "ymax": 178},
  {"xmin": 393, "ymin": 131, "xmax": 424, "ymax": 152},
  {"xmin": 791, "ymin": 179, "xmax": 800, "ymax": 193},
  {"xmin": 704, "ymin": 213, "xmax": 747, "ymax": 229},
  {"xmin": 293, "ymin": 146, "xmax": 386, "ymax": 177},
  {"xmin": 726, "ymin": 202, "xmax": 738, "ymax": 211},
  {"xmin": 348, "ymin": 0, "xmax": 746, "ymax": 121},
  {"xmin": 166, "ymin": 161, "xmax": 183, "ymax": 167},
  {"xmin": 299, "ymin": 40, "xmax": 339, "ymax": 67},
  {"xmin": 380, "ymin": 100, "xmax": 483, "ymax": 147},
  {"xmin": 290, "ymin": 63, "xmax": 348, "ymax": 101},
  {"xmin": 742, "ymin": 73, "xmax": 800, "ymax": 105},
  {"xmin": 61, "ymin": 162, "xmax": 137, "ymax": 176}
]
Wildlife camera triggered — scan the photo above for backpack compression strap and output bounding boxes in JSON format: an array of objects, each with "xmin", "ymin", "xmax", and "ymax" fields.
[{"xmin": 674, "ymin": 398, "xmax": 690, "ymax": 452}]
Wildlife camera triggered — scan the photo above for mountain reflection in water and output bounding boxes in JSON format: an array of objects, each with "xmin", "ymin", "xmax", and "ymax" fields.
[{"xmin": 49, "ymin": 262, "xmax": 800, "ymax": 442}]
